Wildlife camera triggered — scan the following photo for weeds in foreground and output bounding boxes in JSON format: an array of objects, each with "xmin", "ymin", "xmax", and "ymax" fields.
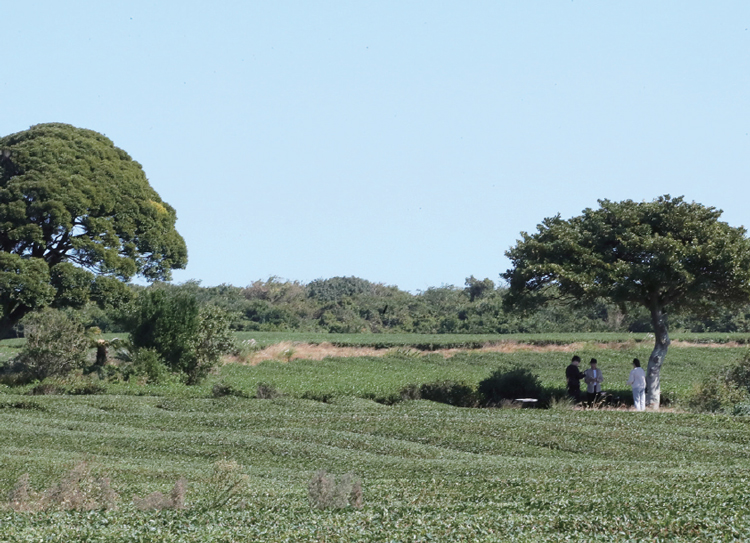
[
  {"xmin": 200, "ymin": 460, "xmax": 251, "ymax": 510},
  {"xmin": 7, "ymin": 462, "xmax": 118, "ymax": 512},
  {"xmin": 308, "ymin": 470, "xmax": 362, "ymax": 510},
  {"xmin": 548, "ymin": 396, "xmax": 575, "ymax": 411},
  {"xmin": 133, "ymin": 477, "xmax": 187, "ymax": 510}
]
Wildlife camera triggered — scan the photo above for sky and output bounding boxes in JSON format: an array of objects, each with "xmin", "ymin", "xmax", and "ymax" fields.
[{"xmin": 3, "ymin": 1, "xmax": 749, "ymax": 292}]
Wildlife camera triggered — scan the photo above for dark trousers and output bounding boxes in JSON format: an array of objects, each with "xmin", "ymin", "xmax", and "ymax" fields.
[
  {"xmin": 567, "ymin": 385, "xmax": 581, "ymax": 402},
  {"xmin": 587, "ymin": 391, "xmax": 601, "ymax": 405}
]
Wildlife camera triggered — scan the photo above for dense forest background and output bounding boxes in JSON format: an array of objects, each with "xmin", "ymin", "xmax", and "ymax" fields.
[{"xmin": 70, "ymin": 276, "xmax": 750, "ymax": 335}]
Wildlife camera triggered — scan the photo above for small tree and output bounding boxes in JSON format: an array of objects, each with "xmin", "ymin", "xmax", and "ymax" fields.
[
  {"xmin": 504, "ymin": 196, "xmax": 750, "ymax": 407},
  {"xmin": 15, "ymin": 309, "xmax": 90, "ymax": 379},
  {"xmin": 124, "ymin": 289, "xmax": 235, "ymax": 384}
]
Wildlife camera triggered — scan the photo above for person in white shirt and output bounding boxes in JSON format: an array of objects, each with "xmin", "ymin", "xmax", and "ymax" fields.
[
  {"xmin": 627, "ymin": 358, "xmax": 647, "ymax": 411},
  {"xmin": 583, "ymin": 358, "xmax": 604, "ymax": 405}
]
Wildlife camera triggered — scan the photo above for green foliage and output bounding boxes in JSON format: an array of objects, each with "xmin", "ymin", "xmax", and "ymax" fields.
[
  {"xmin": 0, "ymin": 252, "xmax": 55, "ymax": 336},
  {"xmin": 70, "ymin": 272, "xmax": 750, "ymax": 336},
  {"xmin": 688, "ymin": 353, "xmax": 750, "ymax": 413},
  {"xmin": 504, "ymin": 195, "xmax": 750, "ymax": 315},
  {"xmin": 13, "ymin": 309, "xmax": 89, "ymax": 380},
  {"xmin": 688, "ymin": 375, "xmax": 748, "ymax": 413},
  {"xmin": 126, "ymin": 289, "xmax": 199, "ymax": 372},
  {"xmin": 0, "ymin": 123, "xmax": 187, "ymax": 337},
  {"xmin": 123, "ymin": 347, "xmax": 172, "ymax": 384},
  {"xmin": 727, "ymin": 351, "xmax": 750, "ymax": 393},
  {"xmin": 211, "ymin": 382, "xmax": 248, "ymax": 398},
  {"xmin": 464, "ymin": 275, "xmax": 495, "ymax": 302},
  {"xmin": 123, "ymin": 289, "xmax": 235, "ymax": 383},
  {"xmin": 256, "ymin": 382, "xmax": 281, "ymax": 399},
  {"xmin": 409, "ymin": 380, "xmax": 480, "ymax": 407},
  {"xmin": 478, "ymin": 366, "xmax": 545, "ymax": 405}
]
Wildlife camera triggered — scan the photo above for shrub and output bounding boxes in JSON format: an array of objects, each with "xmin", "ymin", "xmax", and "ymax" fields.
[
  {"xmin": 256, "ymin": 382, "xmax": 281, "ymax": 399},
  {"xmin": 211, "ymin": 382, "xmax": 248, "ymax": 398},
  {"xmin": 728, "ymin": 352, "xmax": 750, "ymax": 393},
  {"xmin": 122, "ymin": 347, "xmax": 172, "ymax": 384},
  {"xmin": 123, "ymin": 289, "xmax": 235, "ymax": 384},
  {"xmin": 478, "ymin": 366, "xmax": 544, "ymax": 406},
  {"xmin": 399, "ymin": 383, "xmax": 421, "ymax": 401},
  {"xmin": 14, "ymin": 309, "xmax": 90, "ymax": 380},
  {"xmin": 417, "ymin": 380, "xmax": 480, "ymax": 407},
  {"xmin": 688, "ymin": 355, "xmax": 750, "ymax": 413},
  {"xmin": 688, "ymin": 375, "xmax": 747, "ymax": 413},
  {"xmin": 308, "ymin": 470, "xmax": 362, "ymax": 510},
  {"xmin": 27, "ymin": 383, "xmax": 65, "ymax": 396}
]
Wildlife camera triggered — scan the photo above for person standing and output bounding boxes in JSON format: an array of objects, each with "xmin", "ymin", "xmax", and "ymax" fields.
[
  {"xmin": 565, "ymin": 355, "xmax": 585, "ymax": 402},
  {"xmin": 627, "ymin": 358, "xmax": 647, "ymax": 411},
  {"xmin": 584, "ymin": 358, "xmax": 604, "ymax": 405}
]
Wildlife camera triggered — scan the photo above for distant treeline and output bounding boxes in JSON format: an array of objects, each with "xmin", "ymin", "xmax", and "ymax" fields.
[{"xmin": 71, "ymin": 276, "xmax": 750, "ymax": 335}]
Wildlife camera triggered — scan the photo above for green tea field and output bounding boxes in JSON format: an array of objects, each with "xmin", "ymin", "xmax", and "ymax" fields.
[{"xmin": 0, "ymin": 340, "xmax": 749, "ymax": 541}]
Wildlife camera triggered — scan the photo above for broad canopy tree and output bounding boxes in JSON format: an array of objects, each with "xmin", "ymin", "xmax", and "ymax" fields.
[
  {"xmin": 0, "ymin": 123, "xmax": 187, "ymax": 337},
  {"xmin": 503, "ymin": 196, "xmax": 750, "ymax": 407}
]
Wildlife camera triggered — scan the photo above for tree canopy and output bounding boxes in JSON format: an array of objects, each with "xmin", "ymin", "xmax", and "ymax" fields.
[
  {"xmin": 0, "ymin": 123, "xmax": 187, "ymax": 336},
  {"xmin": 503, "ymin": 195, "xmax": 750, "ymax": 406}
]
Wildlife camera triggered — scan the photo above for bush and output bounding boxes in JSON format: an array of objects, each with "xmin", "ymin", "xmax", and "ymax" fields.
[
  {"xmin": 211, "ymin": 382, "xmax": 248, "ymax": 398},
  {"xmin": 123, "ymin": 289, "xmax": 235, "ymax": 384},
  {"xmin": 27, "ymin": 374, "xmax": 106, "ymax": 396},
  {"xmin": 121, "ymin": 347, "xmax": 172, "ymax": 384},
  {"xmin": 688, "ymin": 355, "xmax": 750, "ymax": 413},
  {"xmin": 13, "ymin": 309, "xmax": 90, "ymax": 380},
  {"xmin": 688, "ymin": 375, "xmax": 748, "ymax": 413},
  {"xmin": 728, "ymin": 352, "xmax": 750, "ymax": 393},
  {"xmin": 405, "ymin": 380, "xmax": 480, "ymax": 407},
  {"xmin": 478, "ymin": 366, "xmax": 544, "ymax": 406},
  {"xmin": 256, "ymin": 382, "xmax": 281, "ymax": 399}
]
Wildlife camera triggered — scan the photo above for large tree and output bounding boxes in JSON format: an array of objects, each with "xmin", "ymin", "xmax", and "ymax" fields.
[
  {"xmin": 503, "ymin": 195, "xmax": 750, "ymax": 407},
  {"xmin": 0, "ymin": 123, "xmax": 187, "ymax": 337}
]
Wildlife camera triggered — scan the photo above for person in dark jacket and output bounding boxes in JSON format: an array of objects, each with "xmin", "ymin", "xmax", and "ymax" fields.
[{"xmin": 565, "ymin": 355, "xmax": 585, "ymax": 402}]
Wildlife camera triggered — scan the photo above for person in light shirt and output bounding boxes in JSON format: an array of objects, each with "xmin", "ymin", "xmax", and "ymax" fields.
[
  {"xmin": 627, "ymin": 358, "xmax": 647, "ymax": 411},
  {"xmin": 583, "ymin": 358, "xmax": 604, "ymax": 405}
]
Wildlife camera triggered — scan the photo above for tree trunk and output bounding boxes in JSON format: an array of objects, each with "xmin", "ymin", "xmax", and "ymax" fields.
[
  {"xmin": 646, "ymin": 303, "xmax": 670, "ymax": 409},
  {"xmin": 0, "ymin": 306, "xmax": 30, "ymax": 339}
]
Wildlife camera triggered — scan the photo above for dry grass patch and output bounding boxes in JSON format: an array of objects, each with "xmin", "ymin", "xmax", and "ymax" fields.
[
  {"xmin": 233, "ymin": 342, "xmax": 384, "ymax": 365},
  {"xmin": 6, "ymin": 461, "xmax": 118, "ymax": 512},
  {"xmin": 227, "ymin": 339, "xmax": 745, "ymax": 365}
]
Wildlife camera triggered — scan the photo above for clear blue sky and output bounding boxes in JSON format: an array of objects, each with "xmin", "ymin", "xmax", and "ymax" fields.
[{"xmin": 3, "ymin": 1, "xmax": 749, "ymax": 292}]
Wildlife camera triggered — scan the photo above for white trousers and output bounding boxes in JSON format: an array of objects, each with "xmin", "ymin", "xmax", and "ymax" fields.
[{"xmin": 632, "ymin": 386, "xmax": 646, "ymax": 411}]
